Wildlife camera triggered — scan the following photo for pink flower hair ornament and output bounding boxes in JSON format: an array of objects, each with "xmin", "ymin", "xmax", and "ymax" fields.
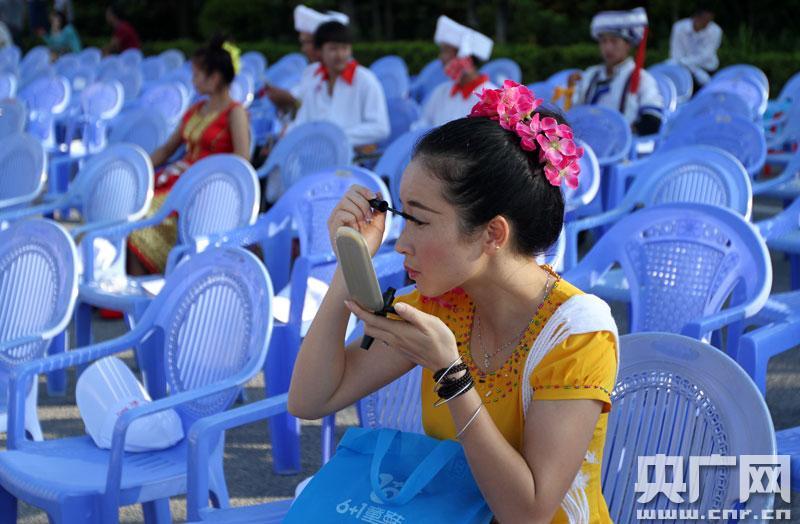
[{"xmin": 469, "ymin": 80, "xmax": 583, "ymax": 189}]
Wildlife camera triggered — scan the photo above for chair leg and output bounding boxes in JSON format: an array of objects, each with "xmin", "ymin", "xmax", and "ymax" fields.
[
  {"xmin": 26, "ymin": 379, "xmax": 44, "ymax": 441},
  {"xmin": 142, "ymin": 499, "xmax": 172, "ymax": 524},
  {"xmin": 208, "ymin": 438, "xmax": 230, "ymax": 509},
  {"xmin": 321, "ymin": 413, "xmax": 336, "ymax": 465},
  {"xmin": 46, "ymin": 331, "xmax": 67, "ymax": 397},
  {"xmin": 791, "ymin": 254, "xmax": 800, "ymax": 290},
  {"xmin": 0, "ymin": 486, "xmax": 17, "ymax": 524},
  {"xmin": 265, "ymin": 329, "xmax": 301, "ymax": 475}
]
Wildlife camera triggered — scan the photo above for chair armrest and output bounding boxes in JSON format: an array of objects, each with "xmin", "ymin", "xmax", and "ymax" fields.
[
  {"xmin": 0, "ymin": 200, "xmax": 65, "ymax": 223},
  {"xmin": 680, "ymin": 305, "xmax": 750, "ymax": 341},
  {"xmin": 185, "ymin": 394, "xmax": 289, "ymax": 521},
  {"xmin": 0, "ymin": 335, "xmax": 43, "ymax": 354}
]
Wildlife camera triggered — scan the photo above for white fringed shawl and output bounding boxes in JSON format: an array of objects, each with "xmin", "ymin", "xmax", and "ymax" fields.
[{"xmin": 520, "ymin": 294, "xmax": 619, "ymax": 524}]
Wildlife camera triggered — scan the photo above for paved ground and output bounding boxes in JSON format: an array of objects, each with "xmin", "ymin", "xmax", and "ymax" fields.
[{"xmin": 6, "ymin": 199, "xmax": 800, "ymax": 522}]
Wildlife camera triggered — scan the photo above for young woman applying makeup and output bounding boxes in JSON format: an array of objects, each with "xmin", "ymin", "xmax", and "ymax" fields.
[{"xmin": 288, "ymin": 82, "xmax": 619, "ymax": 523}]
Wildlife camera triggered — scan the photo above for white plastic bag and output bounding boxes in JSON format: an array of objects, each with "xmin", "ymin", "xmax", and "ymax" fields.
[{"xmin": 76, "ymin": 356, "xmax": 184, "ymax": 452}]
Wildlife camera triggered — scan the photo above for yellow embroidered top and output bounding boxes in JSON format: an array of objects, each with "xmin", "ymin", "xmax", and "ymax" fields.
[{"xmin": 395, "ymin": 267, "xmax": 616, "ymax": 523}]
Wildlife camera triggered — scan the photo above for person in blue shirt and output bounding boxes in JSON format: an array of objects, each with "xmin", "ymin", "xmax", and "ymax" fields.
[{"xmin": 38, "ymin": 10, "xmax": 81, "ymax": 57}]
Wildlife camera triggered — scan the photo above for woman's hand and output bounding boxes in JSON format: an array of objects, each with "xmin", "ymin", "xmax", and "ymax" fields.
[
  {"xmin": 328, "ymin": 185, "xmax": 386, "ymax": 257},
  {"xmin": 345, "ymin": 300, "xmax": 460, "ymax": 372}
]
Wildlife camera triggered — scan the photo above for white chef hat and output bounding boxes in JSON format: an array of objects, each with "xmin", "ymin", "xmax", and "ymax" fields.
[
  {"xmin": 294, "ymin": 5, "xmax": 350, "ymax": 34},
  {"xmin": 433, "ymin": 15, "xmax": 493, "ymax": 62},
  {"xmin": 590, "ymin": 7, "xmax": 648, "ymax": 45}
]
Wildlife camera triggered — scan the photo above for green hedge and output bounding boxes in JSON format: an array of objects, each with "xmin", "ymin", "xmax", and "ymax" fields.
[{"xmin": 75, "ymin": 38, "xmax": 798, "ymax": 94}]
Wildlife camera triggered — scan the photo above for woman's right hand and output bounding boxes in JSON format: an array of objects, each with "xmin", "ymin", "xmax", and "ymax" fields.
[{"xmin": 328, "ymin": 185, "xmax": 386, "ymax": 258}]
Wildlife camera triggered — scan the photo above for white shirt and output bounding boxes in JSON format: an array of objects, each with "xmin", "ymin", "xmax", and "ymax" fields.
[
  {"xmin": 670, "ymin": 18, "xmax": 722, "ymax": 86},
  {"xmin": 413, "ymin": 76, "xmax": 496, "ymax": 129},
  {"xmin": 289, "ymin": 62, "xmax": 318, "ymax": 100},
  {"xmin": 290, "ymin": 63, "xmax": 390, "ymax": 147},
  {"xmin": 573, "ymin": 57, "xmax": 664, "ymax": 127}
]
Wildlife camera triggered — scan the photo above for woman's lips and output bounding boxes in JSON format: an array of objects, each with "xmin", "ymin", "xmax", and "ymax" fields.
[{"xmin": 404, "ymin": 265, "xmax": 420, "ymax": 278}]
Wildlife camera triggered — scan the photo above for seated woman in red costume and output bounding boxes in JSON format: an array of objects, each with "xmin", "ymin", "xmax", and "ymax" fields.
[{"xmin": 127, "ymin": 35, "xmax": 251, "ymax": 275}]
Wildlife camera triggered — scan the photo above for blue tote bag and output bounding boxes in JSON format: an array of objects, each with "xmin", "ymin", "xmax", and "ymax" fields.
[{"xmin": 284, "ymin": 427, "xmax": 493, "ymax": 523}]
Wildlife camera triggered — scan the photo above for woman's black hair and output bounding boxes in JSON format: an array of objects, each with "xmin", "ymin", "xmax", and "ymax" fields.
[
  {"xmin": 412, "ymin": 109, "xmax": 567, "ymax": 257},
  {"xmin": 52, "ymin": 10, "xmax": 67, "ymax": 28},
  {"xmin": 314, "ymin": 21, "xmax": 352, "ymax": 49},
  {"xmin": 192, "ymin": 34, "xmax": 235, "ymax": 86}
]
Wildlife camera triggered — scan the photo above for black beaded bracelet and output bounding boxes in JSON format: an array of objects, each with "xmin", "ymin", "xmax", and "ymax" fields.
[
  {"xmin": 433, "ymin": 362, "xmax": 467, "ymax": 383},
  {"xmin": 436, "ymin": 371, "xmax": 474, "ymax": 402}
]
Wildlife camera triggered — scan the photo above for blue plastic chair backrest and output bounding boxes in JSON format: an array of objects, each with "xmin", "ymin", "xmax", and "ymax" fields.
[
  {"xmin": 714, "ymin": 64, "xmax": 769, "ymax": 95},
  {"xmin": 81, "ymin": 80, "xmax": 124, "ymax": 120},
  {"xmin": 282, "ymin": 167, "xmax": 393, "ymax": 258},
  {"xmin": 371, "ymin": 55, "xmax": 410, "ymax": 99},
  {"xmin": 18, "ymin": 75, "xmax": 70, "ymax": 148},
  {"xmin": 373, "ymin": 127, "xmax": 429, "ymax": 201},
  {"xmin": 54, "ymin": 53, "xmax": 78, "ymax": 74},
  {"xmin": 563, "ymin": 140, "xmax": 600, "ymax": 214},
  {"xmin": 96, "ymin": 56, "xmax": 124, "ymax": 81},
  {"xmin": 274, "ymin": 52, "xmax": 307, "ymax": 73},
  {"xmin": 63, "ymin": 143, "xmax": 154, "ymax": 224},
  {"xmin": 604, "ymin": 332, "xmax": 776, "ymax": 521},
  {"xmin": 230, "ymin": 72, "xmax": 254, "ymax": 108},
  {"xmin": 409, "ymin": 58, "xmax": 449, "ymax": 103},
  {"xmin": 546, "ymin": 68, "xmax": 582, "ymax": 89},
  {"xmin": 0, "ymin": 46, "xmax": 20, "ymax": 68},
  {"xmin": 0, "ymin": 99, "xmax": 27, "ymax": 140},
  {"xmin": 77, "ymin": 47, "xmax": 102, "ymax": 69},
  {"xmin": 241, "ymin": 51, "xmax": 267, "ymax": 80},
  {"xmin": 162, "ymin": 154, "xmax": 259, "ymax": 243},
  {"xmin": 141, "ymin": 55, "xmax": 166, "ymax": 83},
  {"xmin": 660, "ymin": 113, "xmax": 766, "ymax": 178},
  {"xmin": 579, "ymin": 203, "xmax": 771, "ymax": 334},
  {"xmin": 159, "ymin": 49, "xmax": 186, "ymax": 71},
  {"xmin": 119, "ymin": 48, "xmax": 143, "ymax": 69},
  {"xmin": 355, "ymin": 283, "xmax": 424, "ymax": 433},
  {"xmin": 19, "ymin": 46, "xmax": 50, "ymax": 84},
  {"xmin": 259, "ymin": 120, "xmax": 352, "ymax": 191},
  {"xmin": 648, "ymin": 62, "xmax": 693, "ymax": 103},
  {"xmin": 614, "ymin": 145, "xmax": 753, "ymax": 219},
  {"xmin": 109, "ymin": 108, "xmax": 169, "ymax": 154},
  {"xmin": 381, "ymin": 97, "xmax": 421, "ymax": 147},
  {"xmin": 527, "ymin": 81, "xmax": 554, "ymax": 106},
  {"xmin": 650, "ymin": 71, "xmax": 678, "ymax": 115},
  {"xmin": 139, "ymin": 81, "xmax": 190, "ymax": 128},
  {"xmin": 566, "ymin": 105, "xmax": 632, "ymax": 167},
  {"xmin": 0, "ymin": 133, "xmax": 46, "ymax": 210},
  {"xmin": 59, "ymin": 64, "xmax": 96, "ymax": 99},
  {"xmin": 0, "ymin": 219, "xmax": 78, "ymax": 367},
  {"xmin": 703, "ymin": 76, "xmax": 767, "ymax": 119},
  {"xmin": 481, "ymin": 58, "xmax": 522, "ymax": 85},
  {"xmin": 663, "ymin": 90, "xmax": 752, "ymax": 136},
  {"xmin": 136, "ymin": 246, "xmax": 273, "ymax": 429}
]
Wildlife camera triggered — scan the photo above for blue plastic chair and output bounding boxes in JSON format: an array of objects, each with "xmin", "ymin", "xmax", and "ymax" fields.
[
  {"xmin": 0, "ymin": 71, "xmax": 16, "ymax": 99},
  {"xmin": 565, "ymin": 147, "xmax": 753, "ymax": 303},
  {"xmin": 567, "ymin": 105, "xmax": 632, "ymax": 168},
  {"xmin": 0, "ymin": 219, "xmax": 79, "ymax": 442},
  {"xmin": 140, "ymin": 55, "xmax": 166, "ymax": 85},
  {"xmin": 703, "ymin": 75, "xmax": 768, "ymax": 120},
  {"xmin": 562, "ymin": 140, "xmax": 600, "ymax": 221},
  {"xmin": 18, "ymin": 75, "xmax": 71, "ymax": 151},
  {"xmin": 78, "ymin": 80, "xmax": 125, "ymax": 152},
  {"xmin": 77, "ymin": 47, "xmax": 102, "ymax": 69},
  {"xmin": 159, "ymin": 49, "xmax": 185, "ymax": 72},
  {"xmin": 371, "ymin": 55, "xmax": 410, "ymax": 99},
  {"xmin": 374, "ymin": 127, "xmax": 429, "ymax": 202},
  {"xmin": 75, "ymin": 155, "xmax": 259, "ymax": 393},
  {"xmin": 714, "ymin": 64, "xmax": 769, "ymax": 96},
  {"xmin": 103, "ymin": 66, "xmax": 143, "ymax": 104},
  {"xmin": 603, "ymin": 332, "xmax": 776, "ymax": 521},
  {"xmin": 97, "ymin": 56, "xmax": 124, "ymax": 82},
  {"xmin": 0, "ymin": 246, "xmax": 274, "ymax": 524},
  {"xmin": 108, "ymin": 108, "xmax": 170, "ymax": 155},
  {"xmin": 0, "ymin": 46, "xmax": 20, "ymax": 71},
  {"xmin": 139, "ymin": 81, "xmax": 190, "ymax": 130},
  {"xmin": 409, "ymin": 58, "xmax": 448, "ymax": 104},
  {"xmin": 660, "ymin": 113, "xmax": 767, "ymax": 179},
  {"xmin": 648, "ymin": 62, "xmax": 694, "ymax": 104},
  {"xmin": 757, "ymin": 194, "xmax": 800, "ymax": 289},
  {"xmin": 661, "ymin": 90, "xmax": 753, "ymax": 138},
  {"xmin": 563, "ymin": 203, "xmax": 771, "ymax": 353},
  {"xmin": 380, "ymin": 97, "xmax": 421, "ymax": 149},
  {"xmin": 0, "ymin": 98, "xmax": 26, "ymax": 140},
  {"xmin": 650, "ymin": 71, "xmax": 678, "ymax": 117},
  {"xmin": 230, "ymin": 72, "xmax": 255, "ymax": 108},
  {"xmin": 527, "ymin": 81, "xmax": 555, "ymax": 106},
  {"xmin": 0, "ymin": 133, "xmax": 46, "ymax": 211},
  {"xmin": 241, "ymin": 51, "xmax": 267, "ymax": 82},
  {"xmin": 18, "ymin": 46, "xmax": 51, "ymax": 88},
  {"xmin": 119, "ymin": 48, "xmax": 143, "ymax": 69},
  {"xmin": 259, "ymin": 121, "xmax": 352, "ymax": 202},
  {"xmin": 480, "ymin": 58, "xmax": 522, "ymax": 85}
]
